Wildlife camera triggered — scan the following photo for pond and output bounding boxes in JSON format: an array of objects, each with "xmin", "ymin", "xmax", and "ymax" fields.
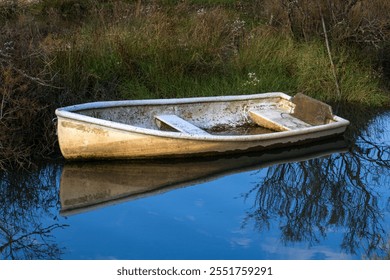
[{"xmin": 0, "ymin": 107, "xmax": 389, "ymax": 260}]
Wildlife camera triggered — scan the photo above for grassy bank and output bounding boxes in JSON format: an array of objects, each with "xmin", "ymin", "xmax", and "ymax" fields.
[
  {"xmin": 39, "ymin": 0, "xmax": 390, "ymax": 104},
  {"xmin": 1, "ymin": 0, "xmax": 389, "ymax": 169}
]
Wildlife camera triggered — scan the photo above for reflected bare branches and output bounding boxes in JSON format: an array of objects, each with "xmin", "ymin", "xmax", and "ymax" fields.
[
  {"xmin": 244, "ymin": 110, "xmax": 390, "ymax": 259},
  {"xmin": 0, "ymin": 164, "xmax": 68, "ymax": 259},
  {"xmin": 0, "ymin": 222, "xmax": 67, "ymax": 260},
  {"xmin": 0, "ymin": 106, "xmax": 388, "ymax": 259}
]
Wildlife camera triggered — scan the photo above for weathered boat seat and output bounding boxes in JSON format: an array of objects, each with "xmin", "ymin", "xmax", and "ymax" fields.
[
  {"xmin": 249, "ymin": 110, "xmax": 311, "ymax": 131},
  {"xmin": 155, "ymin": 114, "xmax": 210, "ymax": 135},
  {"xmin": 290, "ymin": 93, "xmax": 333, "ymax": 125}
]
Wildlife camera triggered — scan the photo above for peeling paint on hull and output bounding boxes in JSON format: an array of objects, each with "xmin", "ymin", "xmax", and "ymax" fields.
[{"xmin": 55, "ymin": 93, "xmax": 350, "ymax": 160}]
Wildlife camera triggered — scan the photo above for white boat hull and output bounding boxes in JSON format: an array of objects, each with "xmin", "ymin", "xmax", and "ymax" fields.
[{"xmin": 55, "ymin": 92, "xmax": 350, "ymax": 160}]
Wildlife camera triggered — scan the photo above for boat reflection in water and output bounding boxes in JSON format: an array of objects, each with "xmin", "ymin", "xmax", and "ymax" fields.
[{"xmin": 60, "ymin": 138, "xmax": 347, "ymax": 216}]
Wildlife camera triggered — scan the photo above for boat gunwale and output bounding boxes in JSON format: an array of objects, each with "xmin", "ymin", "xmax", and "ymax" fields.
[
  {"xmin": 55, "ymin": 92, "xmax": 350, "ymax": 142},
  {"xmin": 56, "ymin": 92, "xmax": 289, "ymax": 111}
]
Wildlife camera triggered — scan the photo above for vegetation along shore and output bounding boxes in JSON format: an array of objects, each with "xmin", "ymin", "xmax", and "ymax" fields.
[{"xmin": 1, "ymin": 0, "xmax": 389, "ymax": 170}]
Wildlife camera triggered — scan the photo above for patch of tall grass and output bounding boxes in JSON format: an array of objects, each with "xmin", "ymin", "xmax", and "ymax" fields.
[{"xmin": 48, "ymin": 4, "xmax": 387, "ymax": 106}]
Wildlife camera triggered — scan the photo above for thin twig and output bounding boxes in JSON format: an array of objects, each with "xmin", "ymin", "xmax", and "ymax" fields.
[
  {"xmin": 0, "ymin": 92, "xmax": 5, "ymax": 120},
  {"xmin": 1, "ymin": 58, "xmax": 63, "ymax": 89},
  {"xmin": 317, "ymin": 2, "xmax": 342, "ymax": 99}
]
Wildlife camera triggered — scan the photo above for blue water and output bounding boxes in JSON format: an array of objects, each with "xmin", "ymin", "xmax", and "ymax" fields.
[{"xmin": 1, "ymin": 111, "xmax": 389, "ymax": 260}]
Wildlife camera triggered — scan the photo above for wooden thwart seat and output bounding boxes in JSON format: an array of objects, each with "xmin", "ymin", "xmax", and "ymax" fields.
[
  {"xmin": 249, "ymin": 110, "xmax": 311, "ymax": 132},
  {"xmin": 291, "ymin": 93, "xmax": 333, "ymax": 125},
  {"xmin": 155, "ymin": 115, "xmax": 210, "ymax": 135}
]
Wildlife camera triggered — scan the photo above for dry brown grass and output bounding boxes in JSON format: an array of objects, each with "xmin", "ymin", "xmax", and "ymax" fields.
[
  {"xmin": 0, "ymin": 66, "xmax": 56, "ymax": 170},
  {"xmin": 259, "ymin": 0, "xmax": 390, "ymax": 49},
  {"xmin": 0, "ymin": 8, "xmax": 60, "ymax": 170}
]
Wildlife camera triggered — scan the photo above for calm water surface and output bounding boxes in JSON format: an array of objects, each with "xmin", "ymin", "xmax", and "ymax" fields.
[{"xmin": 1, "ymin": 109, "xmax": 389, "ymax": 260}]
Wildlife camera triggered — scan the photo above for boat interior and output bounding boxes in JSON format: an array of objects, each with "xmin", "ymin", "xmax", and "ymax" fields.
[{"xmin": 76, "ymin": 93, "xmax": 334, "ymax": 136}]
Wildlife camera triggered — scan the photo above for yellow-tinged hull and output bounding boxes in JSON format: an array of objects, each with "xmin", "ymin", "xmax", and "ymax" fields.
[{"xmin": 55, "ymin": 92, "xmax": 350, "ymax": 160}]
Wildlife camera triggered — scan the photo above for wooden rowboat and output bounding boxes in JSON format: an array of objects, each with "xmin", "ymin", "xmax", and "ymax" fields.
[{"xmin": 55, "ymin": 92, "xmax": 349, "ymax": 160}]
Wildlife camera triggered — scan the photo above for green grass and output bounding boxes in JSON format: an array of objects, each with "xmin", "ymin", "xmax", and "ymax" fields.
[
  {"xmin": 51, "ymin": 13, "xmax": 387, "ymax": 106},
  {"xmin": 21, "ymin": 0, "xmax": 385, "ymax": 106}
]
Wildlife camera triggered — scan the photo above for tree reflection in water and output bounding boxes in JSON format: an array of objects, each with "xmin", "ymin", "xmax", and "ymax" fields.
[
  {"xmin": 243, "ymin": 109, "xmax": 390, "ymax": 259},
  {"xmin": 0, "ymin": 107, "xmax": 388, "ymax": 260},
  {"xmin": 0, "ymin": 164, "xmax": 68, "ymax": 259}
]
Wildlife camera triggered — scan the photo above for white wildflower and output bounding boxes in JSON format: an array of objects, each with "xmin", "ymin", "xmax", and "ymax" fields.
[
  {"xmin": 197, "ymin": 8, "xmax": 206, "ymax": 16},
  {"xmin": 231, "ymin": 18, "xmax": 246, "ymax": 33},
  {"xmin": 243, "ymin": 72, "xmax": 260, "ymax": 87}
]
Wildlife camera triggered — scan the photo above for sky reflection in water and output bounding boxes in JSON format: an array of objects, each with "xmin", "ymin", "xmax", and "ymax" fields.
[{"xmin": 0, "ymin": 111, "xmax": 389, "ymax": 260}]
